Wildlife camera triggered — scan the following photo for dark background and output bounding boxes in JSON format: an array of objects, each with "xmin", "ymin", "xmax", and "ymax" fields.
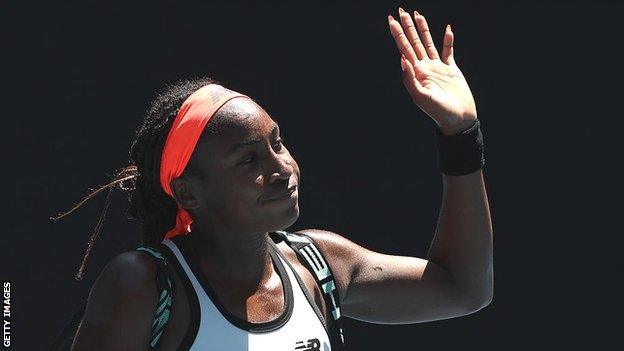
[{"xmin": 3, "ymin": 0, "xmax": 621, "ymax": 350}]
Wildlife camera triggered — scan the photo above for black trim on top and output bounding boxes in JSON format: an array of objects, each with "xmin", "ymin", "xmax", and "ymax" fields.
[
  {"xmin": 156, "ymin": 240, "xmax": 201, "ymax": 351},
  {"xmin": 175, "ymin": 233, "xmax": 294, "ymax": 333},
  {"xmin": 267, "ymin": 237, "xmax": 331, "ymax": 336}
]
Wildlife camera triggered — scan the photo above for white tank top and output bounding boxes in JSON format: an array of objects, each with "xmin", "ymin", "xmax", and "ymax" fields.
[{"xmin": 159, "ymin": 235, "xmax": 332, "ymax": 351}]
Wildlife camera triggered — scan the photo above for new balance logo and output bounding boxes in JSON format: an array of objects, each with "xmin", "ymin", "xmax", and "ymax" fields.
[{"xmin": 295, "ymin": 338, "xmax": 320, "ymax": 350}]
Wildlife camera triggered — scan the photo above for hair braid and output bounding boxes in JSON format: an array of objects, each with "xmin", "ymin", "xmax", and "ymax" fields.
[
  {"xmin": 128, "ymin": 76, "xmax": 223, "ymax": 246},
  {"xmin": 51, "ymin": 75, "xmax": 221, "ymax": 280}
]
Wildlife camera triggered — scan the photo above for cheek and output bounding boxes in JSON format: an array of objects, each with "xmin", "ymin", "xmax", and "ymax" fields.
[{"xmin": 227, "ymin": 176, "xmax": 264, "ymax": 206}]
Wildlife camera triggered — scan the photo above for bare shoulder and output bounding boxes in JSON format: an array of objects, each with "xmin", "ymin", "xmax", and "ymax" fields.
[
  {"xmin": 294, "ymin": 228, "xmax": 373, "ymax": 259},
  {"xmin": 108, "ymin": 251, "xmax": 159, "ymax": 291},
  {"xmin": 293, "ymin": 228, "xmax": 372, "ymax": 302},
  {"xmin": 71, "ymin": 251, "xmax": 159, "ymax": 350},
  {"xmin": 90, "ymin": 251, "xmax": 159, "ymax": 316}
]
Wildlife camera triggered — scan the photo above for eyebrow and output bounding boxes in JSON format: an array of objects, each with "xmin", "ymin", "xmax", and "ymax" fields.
[{"xmin": 226, "ymin": 123, "xmax": 280, "ymax": 155}]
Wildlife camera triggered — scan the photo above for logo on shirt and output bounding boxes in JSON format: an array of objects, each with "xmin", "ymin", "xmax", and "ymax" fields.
[{"xmin": 295, "ymin": 338, "xmax": 320, "ymax": 350}]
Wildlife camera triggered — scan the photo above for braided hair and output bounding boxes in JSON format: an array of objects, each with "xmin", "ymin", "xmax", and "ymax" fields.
[{"xmin": 51, "ymin": 76, "xmax": 230, "ymax": 280}]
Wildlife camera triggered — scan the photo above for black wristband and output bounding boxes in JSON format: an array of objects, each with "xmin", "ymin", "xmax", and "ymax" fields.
[{"xmin": 435, "ymin": 119, "xmax": 485, "ymax": 176}]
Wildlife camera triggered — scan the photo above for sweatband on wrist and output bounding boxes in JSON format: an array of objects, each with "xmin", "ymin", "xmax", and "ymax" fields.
[{"xmin": 434, "ymin": 119, "xmax": 485, "ymax": 176}]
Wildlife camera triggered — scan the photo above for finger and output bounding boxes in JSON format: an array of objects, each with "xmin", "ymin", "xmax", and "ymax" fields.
[
  {"xmin": 441, "ymin": 24, "xmax": 455, "ymax": 65},
  {"xmin": 401, "ymin": 54, "xmax": 426, "ymax": 99},
  {"xmin": 398, "ymin": 7, "xmax": 426, "ymax": 61},
  {"xmin": 388, "ymin": 15, "xmax": 419, "ymax": 66},
  {"xmin": 414, "ymin": 12, "xmax": 440, "ymax": 60}
]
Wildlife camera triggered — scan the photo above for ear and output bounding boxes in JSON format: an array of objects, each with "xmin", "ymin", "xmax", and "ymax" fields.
[{"xmin": 170, "ymin": 177, "xmax": 201, "ymax": 210}]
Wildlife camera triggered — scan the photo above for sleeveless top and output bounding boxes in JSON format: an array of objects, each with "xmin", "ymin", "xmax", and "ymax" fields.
[{"xmin": 152, "ymin": 232, "xmax": 338, "ymax": 351}]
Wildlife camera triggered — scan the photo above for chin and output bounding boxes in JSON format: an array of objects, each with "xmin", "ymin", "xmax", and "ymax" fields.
[{"xmin": 267, "ymin": 202, "xmax": 300, "ymax": 232}]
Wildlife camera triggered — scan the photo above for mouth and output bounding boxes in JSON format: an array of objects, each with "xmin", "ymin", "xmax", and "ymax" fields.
[{"xmin": 264, "ymin": 185, "xmax": 297, "ymax": 202}]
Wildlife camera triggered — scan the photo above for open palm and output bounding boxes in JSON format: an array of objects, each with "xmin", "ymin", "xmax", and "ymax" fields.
[{"xmin": 388, "ymin": 8, "xmax": 478, "ymax": 136}]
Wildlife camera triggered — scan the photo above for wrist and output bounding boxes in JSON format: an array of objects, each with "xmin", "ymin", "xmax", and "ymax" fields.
[
  {"xmin": 435, "ymin": 119, "xmax": 485, "ymax": 176},
  {"xmin": 438, "ymin": 119, "xmax": 479, "ymax": 136}
]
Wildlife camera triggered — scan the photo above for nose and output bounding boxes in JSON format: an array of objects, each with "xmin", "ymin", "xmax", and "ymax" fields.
[{"xmin": 267, "ymin": 151, "xmax": 293, "ymax": 185}]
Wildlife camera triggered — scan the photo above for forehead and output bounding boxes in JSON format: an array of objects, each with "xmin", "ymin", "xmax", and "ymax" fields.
[{"xmin": 197, "ymin": 97, "xmax": 277, "ymax": 148}]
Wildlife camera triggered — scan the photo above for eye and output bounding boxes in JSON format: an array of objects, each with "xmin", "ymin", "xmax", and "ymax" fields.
[
  {"xmin": 239, "ymin": 155, "xmax": 255, "ymax": 165},
  {"xmin": 273, "ymin": 137, "xmax": 284, "ymax": 151},
  {"xmin": 238, "ymin": 138, "xmax": 284, "ymax": 166}
]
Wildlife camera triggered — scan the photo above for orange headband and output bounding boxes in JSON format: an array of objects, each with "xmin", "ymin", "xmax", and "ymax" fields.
[{"xmin": 159, "ymin": 84, "xmax": 251, "ymax": 240}]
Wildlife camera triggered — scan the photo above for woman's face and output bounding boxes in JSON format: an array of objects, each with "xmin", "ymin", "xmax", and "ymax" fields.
[{"xmin": 174, "ymin": 97, "xmax": 301, "ymax": 234}]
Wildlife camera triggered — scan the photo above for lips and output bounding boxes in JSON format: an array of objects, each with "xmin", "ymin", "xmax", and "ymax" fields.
[{"xmin": 263, "ymin": 185, "xmax": 297, "ymax": 202}]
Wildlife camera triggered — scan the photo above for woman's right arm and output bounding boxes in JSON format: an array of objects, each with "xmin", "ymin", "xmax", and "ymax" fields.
[{"xmin": 70, "ymin": 251, "xmax": 158, "ymax": 351}]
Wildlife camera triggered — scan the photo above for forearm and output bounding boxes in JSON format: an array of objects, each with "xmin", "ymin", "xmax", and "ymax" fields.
[{"xmin": 427, "ymin": 169, "xmax": 493, "ymax": 305}]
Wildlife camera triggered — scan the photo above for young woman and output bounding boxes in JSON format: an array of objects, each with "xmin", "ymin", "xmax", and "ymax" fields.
[{"xmin": 69, "ymin": 8, "xmax": 493, "ymax": 351}]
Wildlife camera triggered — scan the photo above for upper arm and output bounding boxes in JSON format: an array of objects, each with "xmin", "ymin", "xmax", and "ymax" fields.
[
  {"xmin": 296, "ymin": 229, "xmax": 485, "ymax": 325},
  {"xmin": 70, "ymin": 251, "xmax": 158, "ymax": 351}
]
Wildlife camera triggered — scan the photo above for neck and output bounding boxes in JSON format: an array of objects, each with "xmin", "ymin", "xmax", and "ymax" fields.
[{"xmin": 185, "ymin": 223, "xmax": 275, "ymax": 295}]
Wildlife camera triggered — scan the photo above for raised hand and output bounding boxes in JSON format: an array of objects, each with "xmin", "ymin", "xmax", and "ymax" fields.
[{"xmin": 388, "ymin": 8, "xmax": 478, "ymax": 136}]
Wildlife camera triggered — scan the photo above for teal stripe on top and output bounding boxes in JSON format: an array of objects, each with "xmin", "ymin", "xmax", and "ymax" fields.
[{"xmin": 136, "ymin": 246, "xmax": 174, "ymax": 351}]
